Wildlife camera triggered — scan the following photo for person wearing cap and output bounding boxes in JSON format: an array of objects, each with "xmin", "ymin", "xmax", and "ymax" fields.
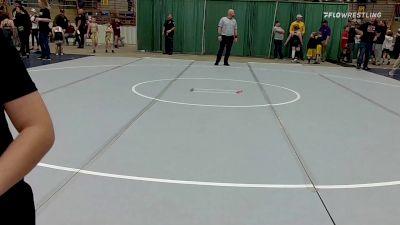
[
  {"xmin": 289, "ymin": 14, "xmax": 305, "ymax": 60},
  {"xmin": 215, "ymin": 9, "xmax": 238, "ymax": 66},
  {"xmin": 54, "ymin": 9, "xmax": 69, "ymax": 44},
  {"xmin": 319, "ymin": 20, "xmax": 331, "ymax": 62}
]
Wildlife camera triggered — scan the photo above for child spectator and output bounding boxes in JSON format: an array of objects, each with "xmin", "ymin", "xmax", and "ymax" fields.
[
  {"xmin": 346, "ymin": 20, "xmax": 357, "ymax": 63},
  {"xmin": 87, "ymin": 17, "xmax": 98, "ymax": 53},
  {"xmin": 105, "ymin": 23, "xmax": 114, "ymax": 53},
  {"xmin": 52, "ymin": 26, "xmax": 64, "ymax": 55},
  {"xmin": 285, "ymin": 25, "xmax": 302, "ymax": 63},
  {"xmin": 273, "ymin": 20, "xmax": 284, "ymax": 59},
  {"xmin": 382, "ymin": 30, "xmax": 394, "ymax": 65},
  {"xmin": 341, "ymin": 26, "xmax": 349, "ymax": 62},
  {"xmin": 306, "ymin": 32, "xmax": 319, "ymax": 64}
]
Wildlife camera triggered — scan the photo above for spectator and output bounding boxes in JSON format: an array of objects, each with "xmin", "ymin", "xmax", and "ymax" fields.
[
  {"xmin": 285, "ymin": 24, "xmax": 302, "ymax": 63},
  {"xmin": 29, "ymin": 8, "xmax": 39, "ymax": 52},
  {"xmin": 289, "ymin": 14, "xmax": 305, "ymax": 60},
  {"xmin": 163, "ymin": 14, "xmax": 175, "ymax": 55},
  {"xmin": 52, "ymin": 25, "xmax": 64, "ymax": 55},
  {"xmin": 86, "ymin": 17, "xmax": 98, "ymax": 53},
  {"xmin": 64, "ymin": 22, "xmax": 76, "ymax": 45},
  {"xmin": 319, "ymin": 20, "xmax": 331, "ymax": 61},
  {"xmin": 105, "ymin": 22, "xmax": 114, "ymax": 53},
  {"xmin": 54, "ymin": 9, "xmax": 68, "ymax": 29},
  {"xmin": 340, "ymin": 26, "xmax": 349, "ymax": 62},
  {"xmin": 382, "ymin": 30, "xmax": 393, "ymax": 65},
  {"xmin": 392, "ymin": 29, "xmax": 400, "ymax": 56},
  {"xmin": 372, "ymin": 20, "xmax": 387, "ymax": 65},
  {"xmin": 36, "ymin": 0, "xmax": 51, "ymax": 60},
  {"xmin": 273, "ymin": 20, "xmax": 284, "ymax": 59},
  {"xmin": 306, "ymin": 32, "xmax": 320, "ymax": 64},
  {"xmin": 346, "ymin": 20, "xmax": 357, "ymax": 63},
  {"xmin": 214, "ymin": 9, "xmax": 238, "ymax": 66},
  {"xmin": 0, "ymin": 16, "xmax": 15, "ymax": 47},
  {"xmin": 112, "ymin": 18, "xmax": 122, "ymax": 49},
  {"xmin": 75, "ymin": 9, "xmax": 86, "ymax": 48},
  {"xmin": 355, "ymin": 17, "xmax": 377, "ymax": 70},
  {"xmin": 14, "ymin": 5, "xmax": 31, "ymax": 57}
]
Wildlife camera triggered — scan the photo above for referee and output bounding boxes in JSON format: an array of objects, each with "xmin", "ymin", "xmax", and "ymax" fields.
[{"xmin": 215, "ymin": 9, "xmax": 238, "ymax": 66}]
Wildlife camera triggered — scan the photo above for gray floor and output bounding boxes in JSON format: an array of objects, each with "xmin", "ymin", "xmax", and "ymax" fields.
[{"xmin": 16, "ymin": 56, "xmax": 400, "ymax": 224}]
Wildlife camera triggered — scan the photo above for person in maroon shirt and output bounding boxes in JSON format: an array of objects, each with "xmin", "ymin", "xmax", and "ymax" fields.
[{"xmin": 0, "ymin": 29, "xmax": 54, "ymax": 224}]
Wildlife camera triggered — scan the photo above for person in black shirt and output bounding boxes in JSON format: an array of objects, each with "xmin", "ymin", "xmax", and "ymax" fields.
[
  {"xmin": 75, "ymin": 9, "xmax": 86, "ymax": 48},
  {"xmin": 163, "ymin": 14, "xmax": 175, "ymax": 55},
  {"xmin": 0, "ymin": 26, "xmax": 54, "ymax": 225},
  {"xmin": 371, "ymin": 20, "xmax": 387, "ymax": 65},
  {"xmin": 54, "ymin": 9, "xmax": 70, "ymax": 44},
  {"xmin": 356, "ymin": 17, "xmax": 378, "ymax": 70},
  {"xmin": 14, "ymin": 5, "xmax": 31, "ymax": 57},
  {"xmin": 306, "ymin": 32, "xmax": 319, "ymax": 64},
  {"xmin": 36, "ymin": 0, "xmax": 51, "ymax": 60}
]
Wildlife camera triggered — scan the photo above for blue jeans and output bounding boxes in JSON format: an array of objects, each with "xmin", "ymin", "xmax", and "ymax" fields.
[
  {"xmin": 39, "ymin": 31, "xmax": 50, "ymax": 58},
  {"xmin": 357, "ymin": 42, "xmax": 372, "ymax": 68}
]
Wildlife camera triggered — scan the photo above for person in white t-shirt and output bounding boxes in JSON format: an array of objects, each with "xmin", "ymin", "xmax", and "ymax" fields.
[{"xmin": 215, "ymin": 9, "xmax": 238, "ymax": 66}]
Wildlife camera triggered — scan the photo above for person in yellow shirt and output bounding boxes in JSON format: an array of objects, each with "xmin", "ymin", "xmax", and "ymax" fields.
[
  {"xmin": 290, "ymin": 14, "xmax": 305, "ymax": 36},
  {"xmin": 290, "ymin": 14, "xmax": 305, "ymax": 59}
]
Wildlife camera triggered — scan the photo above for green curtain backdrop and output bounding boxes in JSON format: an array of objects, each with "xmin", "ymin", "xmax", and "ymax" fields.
[
  {"xmin": 138, "ymin": 0, "xmax": 348, "ymax": 60},
  {"xmin": 137, "ymin": 0, "xmax": 205, "ymax": 53}
]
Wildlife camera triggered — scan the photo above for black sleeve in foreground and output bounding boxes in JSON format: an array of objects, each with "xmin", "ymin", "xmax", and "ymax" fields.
[{"xmin": 0, "ymin": 36, "xmax": 37, "ymax": 104}]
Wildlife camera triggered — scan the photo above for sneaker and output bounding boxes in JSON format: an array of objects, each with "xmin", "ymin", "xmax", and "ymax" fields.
[
  {"xmin": 388, "ymin": 70, "xmax": 394, "ymax": 77},
  {"xmin": 37, "ymin": 56, "xmax": 44, "ymax": 60},
  {"xmin": 214, "ymin": 62, "xmax": 219, "ymax": 66},
  {"xmin": 356, "ymin": 64, "xmax": 361, "ymax": 69},
  {"xmin": 224, "ymin": 63, "xmax": 230, "ymax": 66},
  {"xmin": 362, "ymin": 67, "xmax": 370, "ymax": 71},
  {"xmin": 56, "ymin": 53, "xmax": 59, "ymax": 56},
  {"xmin": 61, "ymin": 53, "xmax": 64, "ymax": 56}
]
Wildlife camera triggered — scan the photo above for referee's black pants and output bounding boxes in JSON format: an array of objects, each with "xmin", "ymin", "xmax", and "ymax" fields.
[{"xmin": 216, "ymin": 35, "xmax": 234, "ymax": 65}]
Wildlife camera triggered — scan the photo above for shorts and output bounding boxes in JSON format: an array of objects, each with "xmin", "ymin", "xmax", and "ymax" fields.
[
  {"xmin": 0, "ymin": 180, "xmax": 35, "ymax": 225},
  {"xmin": 316, "ymin": 44, "xmax": 322, "ymax": 55},
  {"xmin": 105, "ymin": 33, "xmax": 112, "ymax": 43},
  {"xmin": 55, "ymin": 40, "xmax": 63, "ymax": 46},
  {"xmin": 382, "ymin": 48, "xmax": 392, "ymax": 54},
  {"xmin": 90, "ymin": 33, "xmax": 98, "ymax": 46},
  {"xmin": 307, "ymin": 48, "xmax": 316, "ymax": 58}
]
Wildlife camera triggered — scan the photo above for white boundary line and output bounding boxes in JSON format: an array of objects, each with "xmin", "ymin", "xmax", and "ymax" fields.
[
  {"xmin": 132, "ymin": 78, "xmax": 301, "ymax": 108},
  {"xmin": 37, "ymin": 163, "xmax": 400, "ymax": 189},
  {"xmin": 28, "ymin": 65, "xmax": 119, "ymax": 72}
]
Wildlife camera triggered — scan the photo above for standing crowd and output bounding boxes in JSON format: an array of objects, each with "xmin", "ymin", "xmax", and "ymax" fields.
[
  {"xmin": 162, "ymin": 9, "xmax": 400, "ymax": 77},
  {"xmin": 0, "ymin": 1, "xmax": 125, "ymax": 60}
]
